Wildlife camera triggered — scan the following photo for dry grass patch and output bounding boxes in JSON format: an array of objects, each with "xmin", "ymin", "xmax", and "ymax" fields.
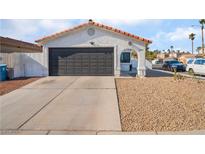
[
  {"xmin": 0, "ymin": 77, "xmax": 40, "ymax": 96},
  {"xmin": 115, "ymin": 77, "xmax": 205, "ymax": 132}
]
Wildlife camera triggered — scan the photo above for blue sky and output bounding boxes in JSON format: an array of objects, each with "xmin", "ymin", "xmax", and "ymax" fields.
[{"xmin": 0, "ymin": 19, "xmax": 203, "ymax": 53}]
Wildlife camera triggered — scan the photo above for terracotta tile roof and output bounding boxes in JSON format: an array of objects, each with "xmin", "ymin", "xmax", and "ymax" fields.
[
  {"xmin": 1, "ymin": 36, "xmax": 42, "ymax": 52},
  {"xmin": 35, "ymin": 20, "xmax": 152, "ymax": 44}
]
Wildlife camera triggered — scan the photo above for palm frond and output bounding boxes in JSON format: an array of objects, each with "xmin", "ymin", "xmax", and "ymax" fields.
[{"xmin": 199, "ymin": 19, "xmax": 205, "ymax": 25}]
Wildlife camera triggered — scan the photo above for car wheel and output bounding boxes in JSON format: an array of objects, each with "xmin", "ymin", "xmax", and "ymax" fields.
[
  {"xmin": 188, "ymin": 68, "xmax": 194, "ymax": 75},
  {"xmin": 163, "ymin": 67, "xmax": 167, "ymax": 71}
]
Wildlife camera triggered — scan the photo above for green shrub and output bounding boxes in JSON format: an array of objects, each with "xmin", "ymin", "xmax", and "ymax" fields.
[{"xmin": 173, "ymin": 69, "xmax": 184, "ymax": 80}]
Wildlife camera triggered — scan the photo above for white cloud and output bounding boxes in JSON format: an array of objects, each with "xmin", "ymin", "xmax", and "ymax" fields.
[
  {"xmin": 150, "ymin": 26, "xmax": 201, "ymax": 51},
  {"xmin": 3, "ymin": 20, "xmax": 39, "ymax": 37},
  {"xmin": 1, "ymin": 19, "xmax": 160, "ymax": 42},
  {"xmin": 39, "ymin": 19, "xmax": 73, "ymax": 31},
  {"xmin": 0, "ymin": 19, "xmax": 75, "ymax": 42},
  {"xmin": 155, "ymin": 27, "xmax": 200, "ymax": 41}
]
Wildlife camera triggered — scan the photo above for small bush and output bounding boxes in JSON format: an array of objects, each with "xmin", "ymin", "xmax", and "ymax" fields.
[{"xmin": 173, "ymin": 69, "xmax": 184, "ymax": 80}]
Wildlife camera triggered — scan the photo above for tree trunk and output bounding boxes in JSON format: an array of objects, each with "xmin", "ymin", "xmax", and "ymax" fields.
[
  {"xmin": 192, "ymin": 40, "xmax": 194, "ymax": 54},
  {"xmin": 202, "ymin": 25, "xmax": 204, "ymax": 54}
]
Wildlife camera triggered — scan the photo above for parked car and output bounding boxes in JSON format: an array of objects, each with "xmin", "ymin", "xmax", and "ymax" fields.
[
  {"xmin": 162, "ymin": 60, "xmax": 186, "ymax": 72},
  {"xmin": 152, "ymin": 59, "xmax": 163, "ymax": 69},
  {"xmin": 152, "ymin": 59, "xmax": 163, "ymax": 64},
  {"xmin": 186, "ymin": 58, "xmax": 205, "ymax": 75}
]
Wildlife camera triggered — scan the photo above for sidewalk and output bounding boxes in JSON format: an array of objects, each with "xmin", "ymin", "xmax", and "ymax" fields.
[
  {"xmin": 152, "ymin": 69, "xmax": 205, "ymax": 80},
  {"xmin": 1, "ymin": 130, "xmax": 205, "ymax": 135}
]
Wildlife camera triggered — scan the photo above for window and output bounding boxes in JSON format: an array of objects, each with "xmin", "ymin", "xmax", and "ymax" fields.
[
  {"xmin": 120, "ymin": 52, "xmax": 130, "ymax": 63},
  {"xmin": 187, "ymin": 60, "xmax": 193, "ymax": 64},
  {"xmin": 197, "ymin": 60, "xmax": 205, "ymax": 65},
  {"xmin": 156, "ymin": 61, "xmax": 161, "ymax": 64},
  {"xmin": 199, "ymin": 60, "xmax": 203, "ymax": 65},
  {"xmin": 202, "ymin": 60, "xmax": 205, "ymax": 65},
  {"xmin": 194, "ymin": 60, "xmax": 200, "ymax": 65},
  {"xmin": 194, "ymin": 59, "xmax": 205, "ymax": 65}
]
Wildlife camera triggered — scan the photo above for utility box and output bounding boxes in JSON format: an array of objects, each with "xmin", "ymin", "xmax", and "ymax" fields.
[{"xmin": 0, "ymin": 64, "xmax": 7, "ymax": 81}]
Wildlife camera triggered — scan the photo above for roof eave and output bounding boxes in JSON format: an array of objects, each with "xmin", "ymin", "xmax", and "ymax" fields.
[{"xmin": 35, "ymin": 21, "xmax": 152, "ymax": 45}]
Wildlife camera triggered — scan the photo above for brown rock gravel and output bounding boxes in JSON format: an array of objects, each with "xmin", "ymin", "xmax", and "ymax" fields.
[
  {"xmin": 115, "ymin": 77, "xmax": 205, "ymax": 132},
  {"xmin": 0, "ymin": 77, "xmax": 40, "ymax": 96}
]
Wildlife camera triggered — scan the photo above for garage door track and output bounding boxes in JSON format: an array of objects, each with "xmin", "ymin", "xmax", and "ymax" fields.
[{"xmin": 0, "ymin": 76, "xmax": 121, "ymax": 135}]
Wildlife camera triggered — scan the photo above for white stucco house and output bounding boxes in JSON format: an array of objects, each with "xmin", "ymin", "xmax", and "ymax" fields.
[
  {"xmin": 1, "ymin": 20, "xmax": 152, "ymax": 78},
  {"xmin": 35, "ymin": 20, "xmax": 152, "ymax": 77}
]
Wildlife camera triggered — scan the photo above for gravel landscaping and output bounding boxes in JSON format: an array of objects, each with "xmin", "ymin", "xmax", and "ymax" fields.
[
  {"xmin": 0, "ymin": 77, "xmax": 40, "ymax": 96},
  {"xmin": 115, "ymin": 77, "xmax": 205, "ymax": 132}
]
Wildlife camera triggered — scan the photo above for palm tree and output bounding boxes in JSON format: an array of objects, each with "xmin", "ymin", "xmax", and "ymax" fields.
[
  {"xmin": 167, "ymin": 49, "xmax": 171, "ymax": 53},
  {"xmin": 170, "ymin": 46, "xmax": 174, "ymax": 52},
  {"xmin": 189, "ymin": 33, "xmax": 196, "ymax": 54},
  {"xmin": 199, "ymin": 19, "xmax": 205, "ymax": 54}
]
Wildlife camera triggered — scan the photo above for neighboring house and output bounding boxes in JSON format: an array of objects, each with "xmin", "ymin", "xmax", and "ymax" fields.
[
  {"xmin": 157, "ymin": 51, "xmax": 185, "ymax": 60},
  {"xmin": 169, "ymin": 51, "xmax": 181, "ymax": 59},
  {"xmin": 36, "ymin": 20, "xmax": 152, "ymax": 77},
  {"xmin": 197, "ymin": 48, "xmax": 204, "ymax": 54},
  {"xmin": 157, "ymin": 53, "xmax": 169, "ymax": 60},
  {"xmin": 0, "ymin": 36, "xmax": 43, "ymax": 78},
  {"xmin": 195, "ymin": 54, "xmax": 205, "ymax": 58},
  {"xmin": 178, "ymin": 53, "xmax": 195, "ymax": 64}
]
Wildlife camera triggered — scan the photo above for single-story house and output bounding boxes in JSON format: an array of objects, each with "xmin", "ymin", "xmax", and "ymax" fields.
[
  {"xmin": 1, "ymin": 20, "xmax": 152, "ymax": 78},
  {"xmin": 36, "ymin": 20, "xmax": 152, "ymax": 77},
  {"xmin": 169, "ymin": 51, "xmax": 181, "ymax": 59},
  {"xmin": 157, "ymin": 53, "xmax": 169, "ymax": 60},
  {"xmin": 0, "ymin": 36, "xmax": 43, "ymax": 78}
]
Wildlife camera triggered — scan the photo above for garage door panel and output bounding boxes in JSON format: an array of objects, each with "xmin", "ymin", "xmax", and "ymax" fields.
[
  {"xmin": 49, "ymin": 47, "xmax": 114, "ymax": 76},
  {"xmin": 58, "ymin": 62, "xmax": 67, "ymax": 65}
]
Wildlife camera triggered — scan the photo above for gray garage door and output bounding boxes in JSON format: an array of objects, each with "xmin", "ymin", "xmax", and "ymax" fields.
[{"xmin": 49, "ymin": 47, "xmax": 114, "ymax": 76}]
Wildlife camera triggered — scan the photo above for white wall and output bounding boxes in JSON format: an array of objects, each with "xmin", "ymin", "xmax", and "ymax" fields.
[
  {"xmin": 0, "ymin": 52, "xmax": 46, "ymax": 78},
  {"xmin": 145, "ymin": 60, "xmax": 153, "ymax": 69},
  {"xmin": 42, "ymin": 26, "xmax": 146, "ymax": 76},
  {"xmin": 131, "ymin": 59, "xmax": 138, "ymax": 68}
]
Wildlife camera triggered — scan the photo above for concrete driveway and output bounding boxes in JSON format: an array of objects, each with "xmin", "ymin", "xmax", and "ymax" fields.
[{"xmin": 0, "ymin": 76, "xmax": 121, "ymax": 135}]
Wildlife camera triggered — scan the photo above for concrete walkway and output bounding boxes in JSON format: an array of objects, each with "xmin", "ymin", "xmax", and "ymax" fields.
[{"xmin": 0, "ymin": 76, "xmax": 121, "ymax": 135}]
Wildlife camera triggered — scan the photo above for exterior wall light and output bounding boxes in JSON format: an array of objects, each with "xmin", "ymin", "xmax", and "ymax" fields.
[{"xmin": 90, "ymin": 41, "xmax": 95, "ymax": 45}]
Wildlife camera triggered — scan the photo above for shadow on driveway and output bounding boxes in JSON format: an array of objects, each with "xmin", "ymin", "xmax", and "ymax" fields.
[{"xmin": 146, "ymin": 69, "xmax": 173, "ymax": 77}]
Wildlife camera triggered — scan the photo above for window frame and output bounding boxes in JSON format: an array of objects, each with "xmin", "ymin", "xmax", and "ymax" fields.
[{"xmin": 120, "ymin": 52, "xmax": 131, "ymax": 63}]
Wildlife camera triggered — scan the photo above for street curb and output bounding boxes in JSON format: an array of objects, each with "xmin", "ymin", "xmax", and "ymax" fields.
[
  {"xmin": 97, "ymin": 130, "xmax": 205, "ymax": 135},
  {"xmin": 1, "ymin": 129, "xmax": 205, "ymax": 135},
  {"xmin": 153, "ymin": 69, "xmax": 205, "ymax": 80}
]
